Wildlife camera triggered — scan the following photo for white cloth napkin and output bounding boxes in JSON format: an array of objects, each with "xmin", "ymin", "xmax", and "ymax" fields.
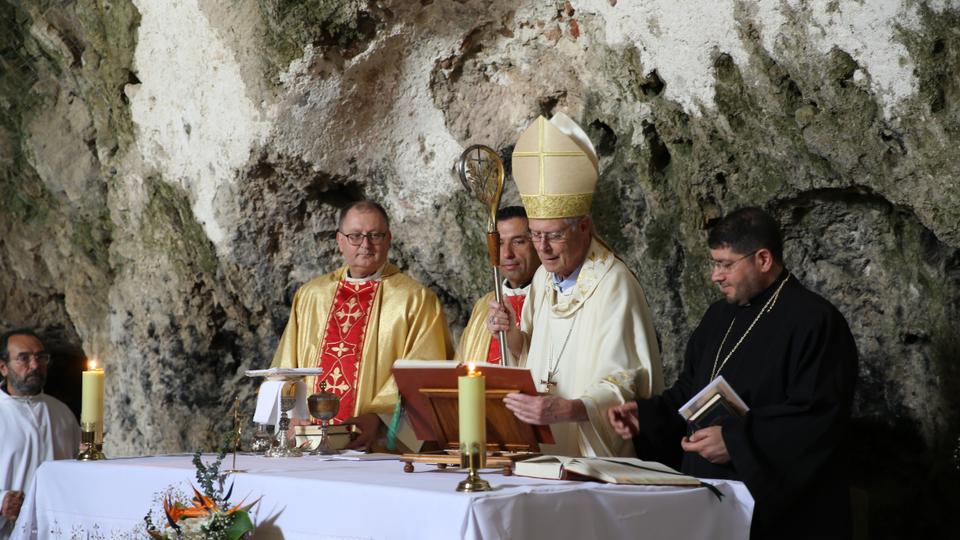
[{"xmin": 253, "ymin": 380, "xmax": 309, "ymax": 425}]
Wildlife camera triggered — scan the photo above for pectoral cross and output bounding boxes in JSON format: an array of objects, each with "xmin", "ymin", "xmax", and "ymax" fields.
[{"xmin": 540, "ymin": 371, "xmax": 559, "ymax": 394}]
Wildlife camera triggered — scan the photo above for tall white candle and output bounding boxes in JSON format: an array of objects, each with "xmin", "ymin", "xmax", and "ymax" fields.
[
  {"xmin": 80, "ymin": 358, "xmax": 104, "ymax": 442},
  {"xmin": 458, "ymin": 363, "xmax": 486, "ymax": 464}
]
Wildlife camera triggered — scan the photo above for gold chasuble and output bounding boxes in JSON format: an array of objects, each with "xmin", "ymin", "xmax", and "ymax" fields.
[
  {"xmin": 519, "ymin": 239, "xmax": 664, "ymax": 458},
  {"xmin": 271, "ymin": 264, "xmax": 454, "ymax": 425},
  {"xmin": 456, "ymin": 287, "xmax": 528, "ymax": 365}
]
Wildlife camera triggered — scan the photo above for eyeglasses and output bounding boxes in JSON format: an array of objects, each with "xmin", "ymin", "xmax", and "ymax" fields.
[
  {"xmin": 529, "ymin": 224, "xmax": 574, "ymax": 245},
  {"xmin": 707, "ymin": 250, "xmax": 758, "ymax": 273},
  {"xmin": 8, "ymin": 352, "xmax": 51, "ymax": 366},
  {"xmin": 339, "ymin": 231, "xmax": 388, "ymax": 246}
]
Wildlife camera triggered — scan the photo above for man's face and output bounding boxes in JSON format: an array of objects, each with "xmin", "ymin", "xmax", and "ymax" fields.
[
  {"xmin": 1, "ymin": 334, "xmax": 47, "ymax": 396},
  {"xmin": 337, "ymin": 208, "xmax": 391, "ymax": 278},
  {"xmin": 528, "ymin": 217, "xmax": 592, "ymax": 279},
  {"xmin": 709, "ymin": 246, "xmax": 766, "ymax": 305},
  {"xmin": 498, "ymin": 217, "xmax": 540, "ymax": 288}
]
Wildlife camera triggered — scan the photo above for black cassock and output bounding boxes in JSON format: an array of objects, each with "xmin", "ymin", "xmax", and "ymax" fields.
[{"xmin": 633, "ymin": 272, "xmax": 858, "ymax": 540}]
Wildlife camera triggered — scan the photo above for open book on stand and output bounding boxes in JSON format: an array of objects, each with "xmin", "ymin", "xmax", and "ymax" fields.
[
  {"xmin": 678, "ymin": 375, "xmax": 750, "ymax": 432},
  {"xmin": 391, "ymin": 359, "xmax": 553, "ymax": 451},
  {"xmin": 514, "ymin": 455, "xmax": 700, "ymax": 486}
]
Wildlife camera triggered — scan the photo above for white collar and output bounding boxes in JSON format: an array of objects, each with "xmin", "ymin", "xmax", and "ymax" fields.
[
  {"xmin": 345, "ymin": 264, "xmax": 386, "ymax": 283},
  {"xmin": 502, "ymin": 279, "xmax": 531, "ymax": 296}
]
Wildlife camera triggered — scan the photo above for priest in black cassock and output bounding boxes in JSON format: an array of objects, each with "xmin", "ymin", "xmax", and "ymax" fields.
[{"xmin": 608, "ymin": 207, "xmax": 858, "ymax": 540}]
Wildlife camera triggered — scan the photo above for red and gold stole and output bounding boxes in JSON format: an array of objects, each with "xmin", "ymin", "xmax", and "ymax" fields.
[
  {"xmin": 485, "ymin": 294, "xmax": 526, "ymax": 364},
  {"xmin": 314, "ymin": 279, "xmax": 381, "ymax": 424}
]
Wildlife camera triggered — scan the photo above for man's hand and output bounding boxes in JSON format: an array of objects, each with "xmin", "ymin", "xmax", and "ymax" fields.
[
  {"xmin": 342, "ymin": 413, "xmax": 381, "ymax": 451},
  {"xmin": 486, "ymin": 299, "xmax": 524, "ymax": 357},
  {"xmin": 503, "ymin": 393, "xmax": 587, "ymax": 425},
  {"xmin": 681, "ymin": 426, "xmax": 731, "ymax": 464},
  {"xmin": 1, "ymin": 490, "xmax": 24, "ymax": 521},
  {"xmin": 607, "ymin": 402, "xmax": 640, "ymax": 439}
]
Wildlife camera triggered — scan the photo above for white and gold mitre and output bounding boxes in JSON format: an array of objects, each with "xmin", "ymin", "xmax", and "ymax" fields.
[{"xmin": 511, "ymin": 112, "xmax": 599, "ymax": 219}]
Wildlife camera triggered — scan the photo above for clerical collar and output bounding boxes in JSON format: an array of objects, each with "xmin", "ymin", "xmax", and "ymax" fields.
[
  {"xmin": 552, "ymin": 263, "xmax": 584, "ymax": 294},
  {"xmin": 502, "ymin": 278, "xmax": 532, "ymax": 296},
  {"xmin": 740, "ymin": 269, "xmax": 790, "ymax": 308},
  {"xmin": 345, "ymin": 264, "xmax": 385, "ymax": 283}
]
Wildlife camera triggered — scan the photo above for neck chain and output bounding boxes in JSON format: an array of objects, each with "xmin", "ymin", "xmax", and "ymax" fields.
[
  {"xmin": 545, "ymin": 312, "xmax": 579, "ymax": 387},
  {"xmin": 710, "ymin": 274, "xmax": 790, "ymax": 380}
]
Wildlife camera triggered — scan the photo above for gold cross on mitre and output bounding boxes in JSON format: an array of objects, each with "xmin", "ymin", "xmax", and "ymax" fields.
[{"xmin": 511, "ymin": 113, "xmax": 600, "ymax": 219}]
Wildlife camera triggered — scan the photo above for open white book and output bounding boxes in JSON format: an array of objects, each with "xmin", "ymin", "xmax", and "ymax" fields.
[{"xmin": 514, "ymin": 455, "xmax": 700, "ymax": 486}]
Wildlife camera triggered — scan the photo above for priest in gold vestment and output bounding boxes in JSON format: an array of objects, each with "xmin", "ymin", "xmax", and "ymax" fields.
[
  {"xmin": 271, "ymin": 201, "xmax": 454, "ymax": 451},
  {"xmin": 488, "ymin": 113, "xmax": 664, "ymax": 458},
  {"xmin": 455, "ymin": 206, "xmax": 540, "ymax": 365}
]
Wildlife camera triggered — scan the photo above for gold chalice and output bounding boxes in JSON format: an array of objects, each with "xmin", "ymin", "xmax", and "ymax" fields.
[{"xmin": 307, "ymin": 381, "xmax": 340, "ymax": 455}]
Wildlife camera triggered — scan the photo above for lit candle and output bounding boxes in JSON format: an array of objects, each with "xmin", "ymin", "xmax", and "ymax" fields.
[
  {"xmin": 458, "ymin": 363, "xmax": 486, "ymax": 465},
  {"xmin": 80, "ymin": 359, "xmax": 105, "ymax": 442}
]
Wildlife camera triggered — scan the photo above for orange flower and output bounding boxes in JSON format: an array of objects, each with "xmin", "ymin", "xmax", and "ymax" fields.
[{"xmin": 161, "ymin": 485, "xmax": 258, "ymax": 527}]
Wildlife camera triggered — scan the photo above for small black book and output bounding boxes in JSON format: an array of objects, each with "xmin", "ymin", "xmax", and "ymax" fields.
[
  {"xmin": 686, "ymin": 393, "xmax": 739, "ymax": 432},
  {"xmin": 678, "ymin": 375, "xmax": 749, "ymax": 433}
]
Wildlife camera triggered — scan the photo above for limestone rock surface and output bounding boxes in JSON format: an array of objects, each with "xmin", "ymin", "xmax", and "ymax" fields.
[{"xmin": 1, "ymin": 1, "xmax": 958, "ymax": 536}]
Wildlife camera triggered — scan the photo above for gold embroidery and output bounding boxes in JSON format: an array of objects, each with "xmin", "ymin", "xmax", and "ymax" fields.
[
  {"xmin": 520, "ymin": 193, "xmax": 593, "ymax": 219},
  {"xmin": 329, "ymin": 342, "xmax": 352, "ymax": 358},
  {"xmin": 335, "ymin": 297, "xmax": 363, "ymax": 333},
  {"xmin": 325, "ymin": 366, "xmax": 351, "ymax": 394}
]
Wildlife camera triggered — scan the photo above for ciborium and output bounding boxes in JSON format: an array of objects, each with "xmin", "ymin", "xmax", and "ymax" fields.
[
  {"xmin": 307, "ymin": 381, "xmax": 340, "ymax": 455},
  {"xmin": 265, "ymin": 384, "xmax": 303, "ymax": 458}
]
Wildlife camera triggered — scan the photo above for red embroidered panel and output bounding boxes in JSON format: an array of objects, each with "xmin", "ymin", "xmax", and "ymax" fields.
[
  {"xmin": 485, "ymin": 294, "xmax": 526, "ymax": 364},
  {"xmin": 314, "ymin": 279, "xmax": 380, "ymax": 424}
]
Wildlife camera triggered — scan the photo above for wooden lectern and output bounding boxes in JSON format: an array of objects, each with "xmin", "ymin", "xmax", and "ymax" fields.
[{"xmin": 391, "ymin": 360, "xmax": 554, "ymax": 474}]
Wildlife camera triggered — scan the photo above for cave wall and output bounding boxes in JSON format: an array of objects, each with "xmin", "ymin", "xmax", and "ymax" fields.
[{"xmin": 1, "ymin": 1, "xmax": 958, "ymax": 536}]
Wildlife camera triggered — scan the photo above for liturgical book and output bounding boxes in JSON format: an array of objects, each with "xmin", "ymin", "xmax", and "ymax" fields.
[
  {"xmin": 391, "ymin": 359, "xmax": 553, "ymax": 449},
  {"xmin": 514, "ymin": 455, "xmax": 700, "ymax": 486},
  {"xmin": 678, "ymin": 375, "xmax": 749, "ymax": 432}
]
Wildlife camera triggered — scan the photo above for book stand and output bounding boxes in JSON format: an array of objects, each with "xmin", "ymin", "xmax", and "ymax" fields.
[{"xmin": 393, "ymin": 363, "xmax": 553, "ymax": 475}]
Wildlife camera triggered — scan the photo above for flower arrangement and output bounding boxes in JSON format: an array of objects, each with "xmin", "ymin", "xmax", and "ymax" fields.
[{"xmin": 144, "ymin": 435, "xmax": 258, "ymax": 540}]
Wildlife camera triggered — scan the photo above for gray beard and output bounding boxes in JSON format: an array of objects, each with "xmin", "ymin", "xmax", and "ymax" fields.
[{"xmin": 8, "ymin": 372, "xmax": 44, "ymax": 395}]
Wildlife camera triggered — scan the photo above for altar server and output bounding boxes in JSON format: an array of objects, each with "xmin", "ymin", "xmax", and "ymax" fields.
[
  {"xmin": 456, "ymin": 206, "xmax": 540, "ymax": 365},
  {"xmin": 0, "ymin": 329, "xmax": 80, "ymax": 538}
]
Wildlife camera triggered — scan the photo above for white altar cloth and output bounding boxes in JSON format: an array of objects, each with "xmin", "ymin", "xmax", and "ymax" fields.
[{"xmin": 13, "ymin": 454, "xmax": 753, "ymax": 540}]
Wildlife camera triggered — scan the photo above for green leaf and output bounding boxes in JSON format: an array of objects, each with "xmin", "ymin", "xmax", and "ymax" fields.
[{"xmin": 225, "ymin": 511, "xmax": 255, "ymax": 540}]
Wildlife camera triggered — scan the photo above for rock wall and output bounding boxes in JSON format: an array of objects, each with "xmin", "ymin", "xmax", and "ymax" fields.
[{"xmin": 1, "ymin": 1, "xmax": 957, "ymax": 536}]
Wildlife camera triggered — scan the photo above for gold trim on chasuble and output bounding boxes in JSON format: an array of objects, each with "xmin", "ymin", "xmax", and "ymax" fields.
[
  {"xmin": 314, "ymin": 279, "xmax": 381, "ymax": 424},
  {"xmin": 549, "ymin": 239, "xmax": 615, "ymax": 318},
  {"xmin": 512, "ymin": 117, "xmax": 594, "ymax": 218}
]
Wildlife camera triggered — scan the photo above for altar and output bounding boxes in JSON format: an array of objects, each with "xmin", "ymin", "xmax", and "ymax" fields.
[{"xmin": 12, "ymin": 455, "xmax": 753, "ymax": 540}]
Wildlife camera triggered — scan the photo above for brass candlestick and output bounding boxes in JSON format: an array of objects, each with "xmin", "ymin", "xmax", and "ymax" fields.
[
  {"xmin": 456, "ymin": 442, "xmax": 492, "ymax": 492},
  {"xmin": 77, "ymin": 422, "xmax": 106, "ymax": 461},
  {"xmin": 224, "ymin": 397, "xmax": 247, "ymax": 473}
]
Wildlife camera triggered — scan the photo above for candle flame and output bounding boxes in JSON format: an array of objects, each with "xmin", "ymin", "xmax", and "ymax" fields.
[
  {"xmin": 87, "ymin": 358, "xmax": 101, "ymax": 371},
  {"xmin": 467, "ymin": 362, "xmax": 480, "ymax": 376}
]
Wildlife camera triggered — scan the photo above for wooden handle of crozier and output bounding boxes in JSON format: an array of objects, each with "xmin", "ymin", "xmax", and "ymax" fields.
[{"xmin": 486, "ymin": 231, "xmax": 500, "ymax": 266}]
